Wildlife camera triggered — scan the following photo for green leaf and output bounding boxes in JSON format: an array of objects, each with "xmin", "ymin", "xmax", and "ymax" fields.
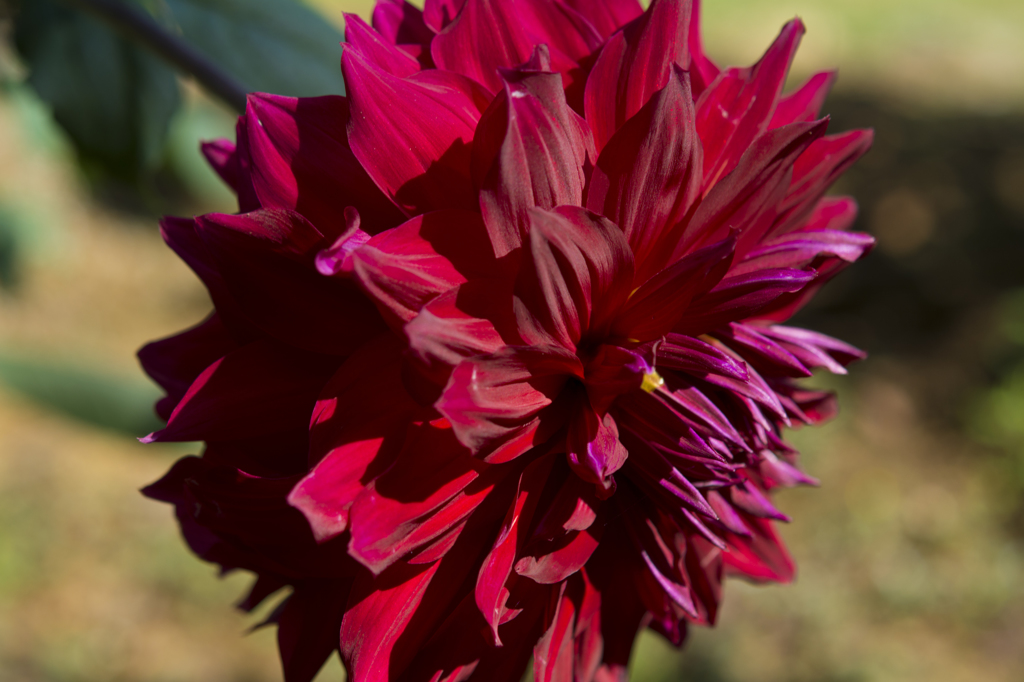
[
  {"xmin": 13, "ymin": 0, "xmax": 181, "ymax": 177},
  {"xmin": 161, "ymin": 0, "xmax": 346, "ymax": 97},
  {"xmin": 0, "ymin": 356, "xmax": 164, "ymax": 437}
]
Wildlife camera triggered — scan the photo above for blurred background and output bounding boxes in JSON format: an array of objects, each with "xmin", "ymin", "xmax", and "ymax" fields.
[{"xmin": 0, "ymin": 0, "xmax": 1021, "ymax": 680}]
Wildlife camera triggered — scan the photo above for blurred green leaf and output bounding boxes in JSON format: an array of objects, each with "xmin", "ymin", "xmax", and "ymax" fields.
[
  {"xmin": 0, "ymin": 207, "xmax": 21, "ymax": 292},
  {"xmin": 12, "ymin": 0, "xmax": 181, "ymax": 178},
  {"xmin": 161, "ymin": 0, "xmax": 346, "ymax": 97},
  {"xmin": 0, "ymin": 356, "xmax": 164, "ymax": 436}
]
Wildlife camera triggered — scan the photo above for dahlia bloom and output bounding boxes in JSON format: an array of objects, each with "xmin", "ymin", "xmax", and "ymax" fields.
[{"xmin": 141, "ymin": 1, "xmax": 873, "ymax": 680}]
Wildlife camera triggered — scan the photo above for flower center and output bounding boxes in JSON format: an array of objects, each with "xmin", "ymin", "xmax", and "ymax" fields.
[{"xmin": 640, "ymin": 370, "xmax": 665, "ymax": 393}]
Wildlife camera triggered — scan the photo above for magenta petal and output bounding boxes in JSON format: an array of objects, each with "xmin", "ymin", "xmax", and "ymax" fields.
[
  {"xmin": 314, "ymin": 206, "xmax": 369, "ymax": 277},
  {"xmin": 474, "ymin": 51, "xmax": 596, "ymax": 257},
  {"xmin": 142, "ymin": 339, "xmax": 332, "ymax": 444},
  {"xmin": 770, "ymin": 70, "xmax": 837, "ymax": 128},
  {"xmin": 715, "ymin": 322, "xmax": 810, "ymax": 378},
  {"xmin": 584, "ymin": 0, "xmax": 693, "ymax": 151},
  {"xmin": 437, "ymin": 346, "xmax": 580, "ymax": 462},
  {"xmin": 734, "ymin": 228, "xmax": 875, "ymax": 275},
  {"xmin": 729, "ymin": 481, "xmax": 790, "ymax": 521},
  {"xmin": 656, "ymin": 333, "xmax": 748, "ymax": 381},
  {"xmin": 796, "ymin": 195, "xmax": 859, "ymax": 233},
  {"xmin": 515, "ymin": 206, "xmax": 633, "ymax": 348},
  {"xmin": 516, "ymin": 526, "xmax": 601, "ymax": 585},
  {"xmin": 345, "ymin": 12, "xmax": 421, "ymax": 78},
  {"xmin": 587, "ymin": 66, "xmax": 702, "ymax": 281},
  {"xmin": 343, "ymin": 45, "xmax": 488, "ymax": 217},
  {"xmin": 244, "ymin": 93, "xmax": 403, "ymax": 237},
  {"xmin": 696, "ymin": 19, "xmax": 805, "ymax": 189},
  {"xmin": 567, "ymin": 409, "xmax": 628, "ymax": 493},
  {"xmin": 423, "ymin": 0, "xmax": 467, "ymax": 32},
  {"xmin": 722, "ymin": 516, "xmax": 795, "ymax": 583}
]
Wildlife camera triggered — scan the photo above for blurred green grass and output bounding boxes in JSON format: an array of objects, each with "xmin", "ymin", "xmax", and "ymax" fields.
[{"xmin": 0, "ymin": 1, "xmax": 1022, "ymax": 681}]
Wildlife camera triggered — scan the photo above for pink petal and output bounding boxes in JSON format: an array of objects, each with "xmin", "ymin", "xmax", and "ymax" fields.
[
  {"xmin": 584, "ymin": 0, "xmax": 693, "ymax": 151},
  {"xmin": 567, "ymin": 409, "xmax": 628, "ymax": 493},
  {"xmin": 343, "ymin": 45, "xmax": 489, "ymax": 217},
  {"xmin": 721, "ymin": 516, "xmax": 795, "ymax": 583},
  {"xmin": 474, "ymin": 49, "xmax": 596, "ymax": 257},
  {"xmin": 587, "ymin": 66, "xmax": 702, "ymax": 282},
  {"xmin": 563, "ymin": 0, "xmax": 643, "ymax": 38},
  {"xmin": 655, "ymin": 333, "xmax": 748, "ymax": 381},
  {"xmin": 675, "ymin": 268, "xmax": 816, "ymax": 335}
]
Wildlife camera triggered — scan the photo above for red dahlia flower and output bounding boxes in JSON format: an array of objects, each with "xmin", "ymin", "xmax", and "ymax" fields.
[{"xmin": 141, "ymin": 1, "xmax": 874, "ymax": 680}]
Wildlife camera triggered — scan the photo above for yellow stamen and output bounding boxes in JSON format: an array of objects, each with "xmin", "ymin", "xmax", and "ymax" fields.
[{"xmin": 641, "ymin": 370, "xmax": 665, "ymax": 393}]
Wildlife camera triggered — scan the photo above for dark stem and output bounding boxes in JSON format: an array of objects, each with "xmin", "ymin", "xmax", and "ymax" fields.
[{"xmin": 58, "ymin": 0, "xmax": 249, "ymax": 113}]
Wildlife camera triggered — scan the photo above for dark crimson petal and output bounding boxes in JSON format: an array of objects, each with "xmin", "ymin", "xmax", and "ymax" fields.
[
  {"xmin": 290, "ymin": 336, "xmax": 418, "ymax": 542},
  {"xmin": 277, "ymin": 579, "xmax": 352, "ymax": 682},
  {"xmin": 660, "ymin": 384, "xmax": 748, "ymax": 450},
  {"xmin": 345, "ymin": 13, "xmax": 421, "ymax": 78},
  {"xmin": 200, "ymin": 138, "xmax": 245, "ymax": 197},
  {"xmin": 347, "ymin": 422, "xmax": 490, "ymax": 573},
  {"xmin": 474, "ymin": 51, "xmax": 596, "ymax": 257},
  {"xmin": 563, "ymin": 0, "xmax": 642, "ymax": 39},
  {"xmin": 701, "ymin": 362, "xmax": 786, "ymax": 419},
  {"xmin": 722, "ymin": 516, "xmax": 795, "ymax": 583},
  {"xmin": 313, "ymin": 206, "xmax": 368, "ymax": 277},
  {"xmin": 584, "ymin": 0, "xmax": 693, "ymax": 151},
  {"xmin": 566, "ymin": 408, "xmax": 628, "ymax": 495},
  {"xmin": 587, "ymin": 66, "xmax": 702, "ymax": 282},
  {"xmin": 583, "ymin": 344, "xmax": 648, "ymax": 414},
  {"xmin": 217, "ymin": 117, "xmax": 262, "ymax": 213},
  {"xmin": 622, "ymin": 435, "xmax": 716, "ymax": 518},
  {"xmin": 688, "ymin": 0, "xmax": 720, "ymax": 96},
  {"xmin": 437, "ymin": 345, "xmax": 581, "ymax": 463},
  {"xmin": 194, "ymin": 210, "xmax": 388, "ymax": 355},
  {"xmin": 733, "ymin": 228, "xmax": 875, "ymax": 275},
  {"xmin": 350, "ymin": 210, "xmax": 494, "ymax": 326},
  {"xmin": 138, "ymin": 313, "xmax": 238, "ymax": 420},
  {"xmin": 613, "ymin": 237, "xmax": 733, "ymax": 343},
  {"xmin": 656, "ymin": 333, "xmax": 748, "ymax": 381},
  {"xmin": 372, "ymin": 0, "xmax": 435, "ymax": 49},
  {"xmin": 696, "ymin": 19, "xmax": 804, "ymax": 190},
  {"xmin": 771, "ymin": 129, "xmax": 874, "ymax": 235},
  {"xmin": 343, "ymin": 45, "xmax": 489, "ymax": 216},
  {"xmin": 141, "ymin": 339, "xmax": 333, "ymax": 444},
  {"xmin": 476, "ymin": 454, "xmax": 555, "ymax": 644},
  {"xmin": 515, "ymin": 207, "xmax": 633, "ymax": 348},
  {"xmin": 678, "ymin": 119, "xmax": 828, "ymax": 257},
  {"xmin": 244, "ymin": 94, "xmax": 404, "ymax": 238},
  {"xmin": 770, "ymin": 70, "xmax": 837, "ymax": 128},
  {"xmin": 423, "ymin": 0, "xmax": 467, "ymax": 32},
  {"xmin": 675, "ymin": 268, "xmax": 815, "ymax": 335}
]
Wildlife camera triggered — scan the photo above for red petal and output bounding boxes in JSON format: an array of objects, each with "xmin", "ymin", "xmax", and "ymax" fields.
[
  {"xmin": 584, "ymin": 0, "xmax": 692, "ymax": 151},
  {"xmin": 437, "ymin": 345, "xmax": 580, "ymax": 462},
  {"xmin": 350, "ymin": 210, "xmax": 493, "ymax": 327},
  {"xmin": 567, "ymin": 410, "xmax": 628, "ymax": 493},
  {"xmin": 696, "ymin": 19, "xmax": 805, "ymax": 190},
  {"xmin": 474, "ymin": 51, "xmax": 596, "ymax": 257},
  {"xmin": 515, "ymin": 207, "xmax": 633, "ymax": 348},
  {"xmin": 343, "ymin": 45, "xmax": 489, "ymax": 216},
  {"xmin": 244, "ymin": 94, "xmax": 403, "ymax": 237},
  {"xmin": 770, "ymin": 70, "xmax": 837, "ymax": 128},
  {"xmin": 587, "ymin": 66, "xmax": 702, "ymax": 282},
  {"xmin": 533, "ymin": 584, "xmax": 576, "ymax": 682},
  {"xmin": 722, "ymin": 516, "xmax": 795, "ymax": 582}
]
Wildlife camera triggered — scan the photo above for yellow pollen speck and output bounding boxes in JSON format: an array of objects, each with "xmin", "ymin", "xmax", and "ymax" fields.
[{"xmin": 641, "ymin": 370, "xmax": 664, "ymax": 393}]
